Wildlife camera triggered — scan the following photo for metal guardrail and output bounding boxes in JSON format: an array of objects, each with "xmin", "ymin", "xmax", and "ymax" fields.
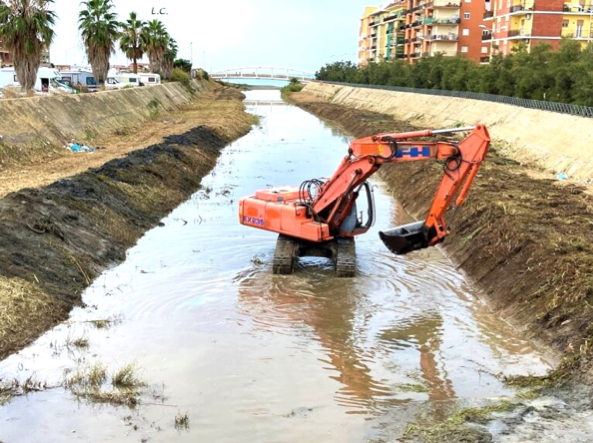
[{"xmin": 318, "ymin": 81, "xmax": 593, "ymax": 118}]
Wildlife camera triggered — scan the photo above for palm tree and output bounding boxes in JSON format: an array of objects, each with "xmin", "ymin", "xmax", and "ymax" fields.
[
  {"xmin": 0, "ymin": 0, "xmax": 56, "ymax": 93},
  {"xmin": 78, "ymin": 0, "xmax": 119, "ymax": 87},
  {"xmin": 141, "ymin": 19, "xmax": 169, "ymax": 74},
  {"xmin": 162, "ymin": 38, "xmax": 177, "ymax": 80},
  {"xmin": 119, "ymin": 11, "xmax": 144, "ymax": 74}
]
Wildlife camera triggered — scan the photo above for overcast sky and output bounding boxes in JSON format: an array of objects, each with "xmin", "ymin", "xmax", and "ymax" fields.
[{"xmin": 50, "ymin": 0, "xmax": 366, "ymax": 74}]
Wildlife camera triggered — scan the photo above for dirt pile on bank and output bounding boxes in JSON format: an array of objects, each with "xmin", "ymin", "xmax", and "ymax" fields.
[
  {"xmin": 292, "ymin": 91, "xmax": 593, "ymax": 382},
  {"xmin": 0, "ymin": 87, "xmax": 255, "ymax": 360}
]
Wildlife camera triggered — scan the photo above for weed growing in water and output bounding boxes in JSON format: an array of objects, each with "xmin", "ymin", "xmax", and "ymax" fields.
[{"xmin": 175, "ymin": 411, "xmax": 189, "ymax": 430}]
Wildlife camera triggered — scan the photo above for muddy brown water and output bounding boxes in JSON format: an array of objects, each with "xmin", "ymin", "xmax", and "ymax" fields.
[{"xmin": 0, "ymin": 90, "xmax": 550, "ymax": 442}]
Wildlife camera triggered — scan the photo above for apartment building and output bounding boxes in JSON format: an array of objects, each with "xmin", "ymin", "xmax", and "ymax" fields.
[
  {"xmin": 402, "ymin": 0, "xmax": 490, "ymax": 63},
  {"xmin": 483, "ymin": 0, "xmax": 593, "ymax": 55},
  {"xmin": 359, "ymin": 2, "xmax": 408, "ymax": 64}
]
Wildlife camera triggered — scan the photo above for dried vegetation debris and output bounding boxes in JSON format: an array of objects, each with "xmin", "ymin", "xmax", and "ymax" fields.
[{"xmin": 292, "ymin": 93, "xmax": 593, "ymax": 383}]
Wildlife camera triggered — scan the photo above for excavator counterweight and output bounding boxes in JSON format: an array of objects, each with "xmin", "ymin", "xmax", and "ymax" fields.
[{"xmin": 239, "ymin": 125, "xmax": 490, "ymax": 276}]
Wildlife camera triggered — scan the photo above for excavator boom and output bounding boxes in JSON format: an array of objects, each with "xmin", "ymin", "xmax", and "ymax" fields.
[{"xmin": 238, "ymin": 125, "xmax": 490, "ymax": 275}]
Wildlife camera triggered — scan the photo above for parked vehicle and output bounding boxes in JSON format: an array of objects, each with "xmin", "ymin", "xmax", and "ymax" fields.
[
  {"xmin": 0, "ymin": 67, "xmax": 76, "ymax": 94},
  {"xmin": 138, "ymin": 73, "xmax": 161, "ymax": 85},
  {"xmin": 113, "ymin": 72, "xmax": 142, "ymax": 86},
  {"xmin": 59, "ymin": 69, "xmax": 97, "ymax": 91}
]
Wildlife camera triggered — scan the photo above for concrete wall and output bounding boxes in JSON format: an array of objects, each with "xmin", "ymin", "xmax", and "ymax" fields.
[
  {"xmin": 0, "ymin": 81, "xmax": 208, "ymax": 149},
  {"xmin": 304, "ymin": 82, "xmax": 593, "ymax": 180}
]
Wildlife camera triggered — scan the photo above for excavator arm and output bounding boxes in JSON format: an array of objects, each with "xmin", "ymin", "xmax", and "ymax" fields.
[{"xmin": 308, "ymin": 125, "xmax": 490, "ymax": 253}]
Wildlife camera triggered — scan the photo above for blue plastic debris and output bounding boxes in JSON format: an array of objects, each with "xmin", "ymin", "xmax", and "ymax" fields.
[
  {"xmin": 557, "ymin": 173, "xmax": 568, "ymax": 181},
  {"xmin": 66, "ymin": 142, "xmax": 95, "ymax": 153}
]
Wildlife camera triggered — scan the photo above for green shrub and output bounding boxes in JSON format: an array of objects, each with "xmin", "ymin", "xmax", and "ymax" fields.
[
  {"xmin": 280, "ymin": 82, "xmax": 304, "ymax": 101},
  {"xmin": 171, "ymin": 68, "xmax": 191, "ymax": 89}
]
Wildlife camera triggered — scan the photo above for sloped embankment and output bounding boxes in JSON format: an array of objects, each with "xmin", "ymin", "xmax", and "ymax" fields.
[
  {"xmin": 0, "ymin": 88, "xmax": 254, "ymax": 360},
  {"xmin": 292, "ymin": 93, "xmax": 593, "ymax": 382}
]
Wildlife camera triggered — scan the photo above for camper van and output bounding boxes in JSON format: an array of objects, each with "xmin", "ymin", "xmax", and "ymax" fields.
[
  {"xmin": 0, "ymin": 68, "xmax": 19, "ymax": 89},
  {"xmin": 113, "ymin": 72, "xmax": 142, "ymax": 86},
  {"xmin": 138, "ymin": 73, "xmax": 160, "ymax": 86},
  {"xmin": 59, "ymin": 69, "xmax": 97, "ymax": 91},
  {"xmin": 0, "ymin": 67, "xmax": 75, "ymax": 93}
]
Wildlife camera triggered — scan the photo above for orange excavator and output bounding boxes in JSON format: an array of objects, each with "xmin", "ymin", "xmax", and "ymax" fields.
[{"xmin": 239, "ymin": 125, "xmax": 490, "ymax": 277}]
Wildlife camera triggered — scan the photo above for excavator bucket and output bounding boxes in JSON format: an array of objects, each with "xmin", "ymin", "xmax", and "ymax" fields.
[{"xmin": 379, "ymin": 221, "xmax": 431, "ymax": 255}]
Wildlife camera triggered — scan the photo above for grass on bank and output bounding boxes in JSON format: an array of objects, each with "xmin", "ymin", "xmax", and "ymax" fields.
[{"xmin": 281, "ymin": 78, "xmax": 305, "ymax": 101}]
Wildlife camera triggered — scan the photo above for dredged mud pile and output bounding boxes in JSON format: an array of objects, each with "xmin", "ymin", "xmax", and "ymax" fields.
[
  {"xmin": 292, "ymin": 93, "xmax": 593, "ymax": 383},
  {"xmin": 0, "ymin": 90, "xmax": 254, "ymax": 360}
]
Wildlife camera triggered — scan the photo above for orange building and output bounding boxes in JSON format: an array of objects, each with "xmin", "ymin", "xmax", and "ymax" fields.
[
  {"xmin": 402, "ymin": 0, "xmax": 490, "ymax": 63},
  {"xmin": 483, "ymin": 0, "xmax": 593, "ymax": 56}
]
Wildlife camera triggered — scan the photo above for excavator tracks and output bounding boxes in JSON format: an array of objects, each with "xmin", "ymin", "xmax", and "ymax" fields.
[
  {"xmin": 335, "ymin": 237, "xmax": 356, "ymax": 278},
  {"xmin": 272, "ymin": 235, "xmax": 356, "ymax": 277},
  {"xmin": 272, "ymin": 235, "xmax": 297, "ymax": 275}
]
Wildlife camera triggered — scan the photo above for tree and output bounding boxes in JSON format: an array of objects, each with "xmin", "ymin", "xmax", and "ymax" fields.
[
  {"xmin": 161, "ymin": 39, "xmax": 177, "ymax": 80},
  {"xmin": 0, "ymin": 0, "xmax": 56, "ymax": 93},
  {"xmin": 173, "ymin": 58, "xmax": 192, "ymax": 73},
  {"xmin": 119, "ymin": 11, "xmax": 144, "ymax": 74},
  {"xmin": 78, "ymin": 0, "xmax": 120, "ymax": 87},
  {"xmin": 141, "ymin": 19, "xmax": 169, "ymax": 74}
]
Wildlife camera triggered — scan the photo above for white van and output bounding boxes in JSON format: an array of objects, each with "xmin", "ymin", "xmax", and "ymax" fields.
[
  {"xmin": 0, "ymin": 67, "xmax": 75, "ymax": 93},
  {"xmin": 0, "ymin": 68, "xmax": 19, "ymax": 88},
  {"xmin": 113, "ymin": 72, "xmax": 142, "ymax": 87},
  {"xmin": 59, "ymin": 69, "xmax": 97, "ymax": 91},
  {"xmin": 138, "ymin": 73, "xmax": 161, "ymax": 86}
]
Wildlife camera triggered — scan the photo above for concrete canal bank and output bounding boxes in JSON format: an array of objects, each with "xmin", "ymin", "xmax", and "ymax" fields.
[{"xmin": 303, "ymin": 81, "xmax": 593, "ymax": 181}]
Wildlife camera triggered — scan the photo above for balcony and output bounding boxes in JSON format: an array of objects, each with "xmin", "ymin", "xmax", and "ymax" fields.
[
  {"xmin": 424, "ymin": 17, "xmax": 434, "ymax": 24},
  {"xmin": 396, "ymin": 53, "xmax": 406, "ymax": 59},
  {"xmin": 410, "ymin": 52, "xmax": 420, "ymax": 57},
  {"xmin": 508, "ymin": 29, "xmax": 531, "ymax": 37},
  {"xmin": 482, "ymin": 32, "xmax": 492, "ymax": 40},
  {"xmin": 427, "ymin": 50, "xmax": 459, "ymax": 56},
  {"xmin": 430, "ymin": 33, "xmax": 458, "ymax": 41},
  {"xmin": 398, "ymin": 23, "xmax": 406, "ymax": 30},
  {"xmin": 383, "ymin": 13, "xmax": 405, "ymax": 22},
  {"xmin": 483, "ymin": 10, "xmax": 494, "ymax": 19},
  {"xmin": 411, "ymin": 20, "xmax": 423, "ymax": 27},
  {"xmin": 432, "ymin": 1, "xmax": 461, "ymax": 8},
  {"xmin": 431, "ymin": 17, "xmax": 461, "ymax": 24}
]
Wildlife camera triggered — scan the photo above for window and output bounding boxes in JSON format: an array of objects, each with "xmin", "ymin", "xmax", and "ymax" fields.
[
  {"xmin": 464, "ymin": 12, "xmax": 470, "ymax": 19},
  {"xmin": 481, "ymin": 46, "xmax": 489, "ymax": 53},
  {"xmin": 562, "ymin": 20, "xmax": 569, "ymax": 27},
  {"xmin": 148, "ymin": 77, "xmax": 155, "ymax": 83},
  {"xmin": 462, "ymin": 28, "xmax": 470, "ymax": 35},
  {"xmin": 129, "ymin": 78, "xmax": 137, "ymax": 83},
  {"xmin": 461, "ymin": 45, "xmax": 469, "ymax": 52},
  {"xmin": 86, "ymin": 77, "xmax": 96, "ymax": 86}
]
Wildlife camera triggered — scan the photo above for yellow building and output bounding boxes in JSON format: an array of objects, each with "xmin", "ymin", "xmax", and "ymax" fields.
[
  {"xmin": 359, "ymin": 1, "xmax": 407, "ymax": 64},
  {"xmin": 483, "ymin": 0, "xmax": 593, "ymax": 55}
]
